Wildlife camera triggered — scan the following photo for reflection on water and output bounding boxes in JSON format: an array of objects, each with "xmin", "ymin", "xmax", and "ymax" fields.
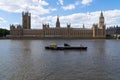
[{"xmin": 0, "ymin": 39, "xmax": 120, "ymax": 80}]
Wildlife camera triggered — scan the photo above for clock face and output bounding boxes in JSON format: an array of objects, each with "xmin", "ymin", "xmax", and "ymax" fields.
[{"xmin": 100, "ymin": 18, "xmax": 104, "ymax": 22}]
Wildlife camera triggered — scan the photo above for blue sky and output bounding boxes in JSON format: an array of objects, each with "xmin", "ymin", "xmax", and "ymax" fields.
[{"xmin": 0, "ymin": 0, "xmax": 120, "ymax": 29}]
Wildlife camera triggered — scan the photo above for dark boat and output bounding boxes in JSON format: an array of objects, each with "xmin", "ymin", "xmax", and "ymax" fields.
[
  {"xmin": 45, "ymin": 46, "xmax": 87, "ymax": 50},
  {"xmin": 45, "ymin": 43, "xmax": 87, "ymax": 50}
]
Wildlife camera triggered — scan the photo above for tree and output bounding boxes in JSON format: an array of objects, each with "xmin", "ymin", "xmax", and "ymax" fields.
[{"xmin": 0, "ymin": 28, "xmax": 10, "ymax": 37}]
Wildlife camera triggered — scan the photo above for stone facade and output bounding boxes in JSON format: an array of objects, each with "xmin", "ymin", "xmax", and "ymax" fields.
[
  {"xmin": 22, "ymin": 12, "xmax": 31, "ymax": 29},
  {"xmin": 10, "ymin": 11, "xmax": 106, "ymax": 39}
]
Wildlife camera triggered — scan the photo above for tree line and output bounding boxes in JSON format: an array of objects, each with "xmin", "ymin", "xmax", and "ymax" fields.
[{"xmin": 0, "ymin": 28, "xmax": 10, "ymax": 37}]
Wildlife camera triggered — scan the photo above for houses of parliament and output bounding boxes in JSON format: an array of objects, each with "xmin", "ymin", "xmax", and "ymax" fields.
[{"xmin": 10, "ymin": 11, "xmax": 106, "ymax": 39}]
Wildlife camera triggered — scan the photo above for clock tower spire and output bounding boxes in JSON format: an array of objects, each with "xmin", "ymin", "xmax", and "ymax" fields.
[{"xmin": 99, "ymin": 11, "xmax": 104, "ymax": 28}]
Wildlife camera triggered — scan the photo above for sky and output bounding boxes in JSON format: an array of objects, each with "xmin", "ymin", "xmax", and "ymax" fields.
[{"xmin": 0, "ymin": 0, "xmax": 120, "ymax": 30}]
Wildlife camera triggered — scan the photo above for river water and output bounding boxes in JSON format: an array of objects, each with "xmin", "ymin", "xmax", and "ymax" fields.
[{"xmin": 0, "ymin": 39, "xmax": 120, "ymax": 80}]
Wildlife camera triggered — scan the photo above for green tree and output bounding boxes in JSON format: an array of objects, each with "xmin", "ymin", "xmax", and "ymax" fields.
[{"xmin": 0, "ymin": 28, "xmax": 10, "ymax": 37}]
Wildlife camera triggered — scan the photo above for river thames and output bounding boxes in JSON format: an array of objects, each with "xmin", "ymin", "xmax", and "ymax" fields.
[{"xmin": 0, "ymin": 39, "xmax": 120, "ymax": 80}]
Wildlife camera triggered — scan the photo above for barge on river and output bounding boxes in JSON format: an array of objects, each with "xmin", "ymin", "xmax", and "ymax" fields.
[{"xmin": 45, "ymin": 43, "xmax": 87, "ymax": 50}]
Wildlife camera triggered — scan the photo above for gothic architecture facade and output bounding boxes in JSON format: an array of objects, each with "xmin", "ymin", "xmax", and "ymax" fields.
[
  {"xmin": 10, "ymin": 11, "xmax": 106, "ymax": 39},
  {"xmin": 106, "ymin": 25, "xmax": 120, "ymax": 37}
]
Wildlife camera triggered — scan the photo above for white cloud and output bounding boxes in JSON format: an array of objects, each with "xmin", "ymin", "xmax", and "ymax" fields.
[
  {"xmin": 62, "ymin": 0, "xmax": 93, "ymax": 11},
  {"xmin": 0, "ymin": 0, "xmax": 120, "ymax": 29},
  {"xmin": 0, "ymin": 0, "xmax": 55, "ymax": 15},
  {"xmin": 0, "ymin": 0, "xmax": 57, "ymax": 29},
  {"xmin": 31, "ymin": 15, "xmax": 57, "ymax": 29},
  {"xmin": 0, "ymin": 17, "xmax": 6, "ymax": 23},
  {"xmin": 0, "ymin": 17, "xmax": 7, "ymax": 29},
  {"xmin": 31, "ymin": 10, "xmax": 120, "ymax": 29},
  {"xmin": 62, "ymin": 4, "xmax": 75, "ymax": 11},
  {"xmin": 62, "ymin": 1, "xmax": 80, "ymax": 11},
  {"xmin": 81, "ymin": 0, "xmax": 93, "ymax": 5},
  {"xmin": 58, "ymin": 0, "xmax": 64, "ymax": 5},
  {"xmin": 104, "ymin": 10, "xmax": 120, "ymax": 26},
  {"xmin": 38, "ymin": 0, "xmax": 49, "ymax": 6}
]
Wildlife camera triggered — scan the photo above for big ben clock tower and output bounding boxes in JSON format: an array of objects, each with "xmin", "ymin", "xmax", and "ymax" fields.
[
  {"xmin": 99, "ymin": 11, "xmax": 104, "ymax": 28},
  {"xmin": 99, "ymin": 11, "xmax": 106, "ymax": 38}
]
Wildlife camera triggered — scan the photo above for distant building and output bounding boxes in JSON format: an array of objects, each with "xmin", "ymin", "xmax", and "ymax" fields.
[
  {"xmin": 106, "ymin": 25, "xmax": 120, "ymax": 38},
  {"xmin": 10, "ymin": 11, "xmax": 106, "ymax": 39}
]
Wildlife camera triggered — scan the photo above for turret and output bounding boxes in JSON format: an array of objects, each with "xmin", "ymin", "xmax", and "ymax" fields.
[
  {"xmin": 67, "ymin": 23, "xmax": 71, "ymax": 28},
  {"xmin": 10, "ymin": 24, "xmax": 15, "ymax": 30},
  {"xmin": 93, "ymin": 24, "xmax": 98, "ymax": 37},
  {"xmin": 56, "ymin": 16, "xmax": 60, "ymax": 28},
  {"xmin": 43, "ymin": 24, "xmax": 49, "ymax": 29},
  {"xmin": 83, "ymin": 24, "xmax": 85, "ymax": 29}
]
